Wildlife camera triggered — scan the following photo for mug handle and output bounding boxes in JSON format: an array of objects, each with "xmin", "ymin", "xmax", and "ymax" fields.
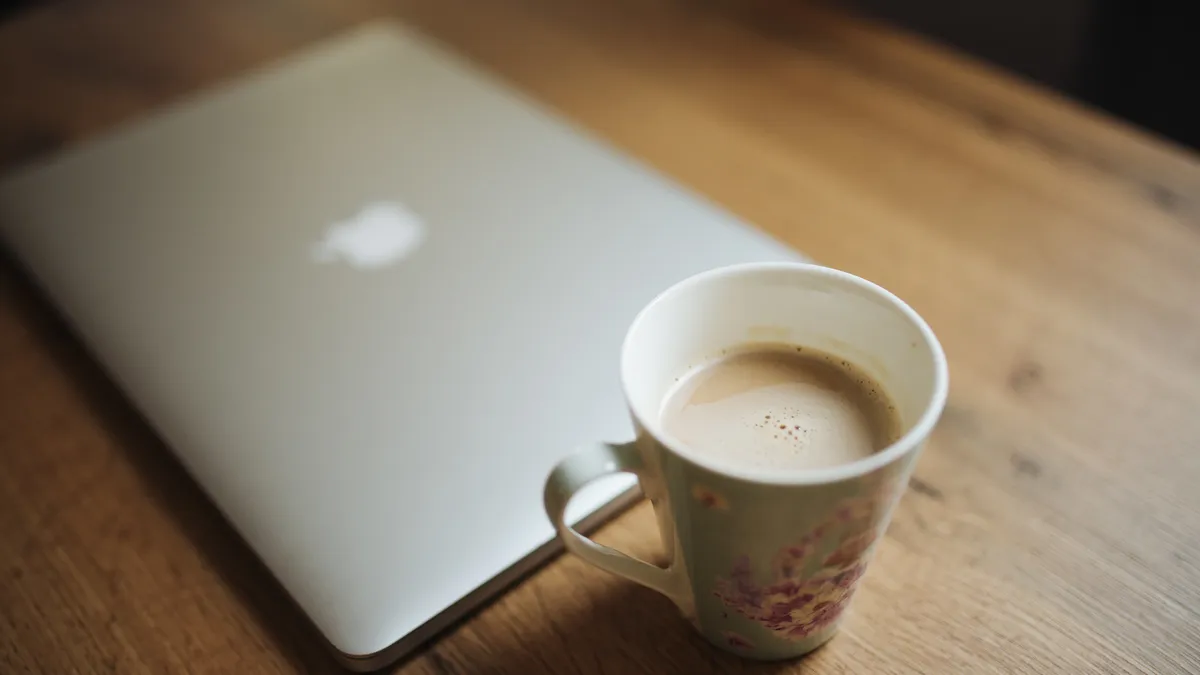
[{"xmin": 543, "ymin": 441, "xmax": 686, "ymax": 602}]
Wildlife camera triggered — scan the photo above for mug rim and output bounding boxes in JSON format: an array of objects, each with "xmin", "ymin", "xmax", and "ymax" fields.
[{"xmin": 620, "ymin": 262, "xmax": 949, "ymax": 486}]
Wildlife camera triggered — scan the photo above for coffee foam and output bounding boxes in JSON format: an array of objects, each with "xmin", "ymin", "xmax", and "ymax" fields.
[{"xmin": 660, "ymin": 345, "xmax": 899, "ymax": 471}]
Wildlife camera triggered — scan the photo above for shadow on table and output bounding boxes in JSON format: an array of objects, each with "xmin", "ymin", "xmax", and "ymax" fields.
[
  {"xmin": 413, "ymin": 580, "xmax": 816, "ymax": 675},
  {"xmin": 2, "ymin": 254, "xmax": 817, "ymax": 675}
]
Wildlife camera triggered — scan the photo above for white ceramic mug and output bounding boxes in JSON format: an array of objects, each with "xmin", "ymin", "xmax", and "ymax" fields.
[{"xmin": 544, "ymin": 262, "xmax": 948, "ymax": 659}]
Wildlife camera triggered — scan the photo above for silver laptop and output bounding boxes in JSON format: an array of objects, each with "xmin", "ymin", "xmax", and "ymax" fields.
[{"xmin": 0, "ymin": 20, "xmax": 804, "ymax": 670}]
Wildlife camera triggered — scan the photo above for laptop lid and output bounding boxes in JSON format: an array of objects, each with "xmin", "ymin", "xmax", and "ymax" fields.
[{"xmin": 0, "ymin": 20, "xmax": 804, "ymax": 667}]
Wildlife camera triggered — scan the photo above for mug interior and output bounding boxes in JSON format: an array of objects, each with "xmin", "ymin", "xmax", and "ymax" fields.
[{"xmin": 621, "ymin": 263, "xmax": 947, "ymax": 484}]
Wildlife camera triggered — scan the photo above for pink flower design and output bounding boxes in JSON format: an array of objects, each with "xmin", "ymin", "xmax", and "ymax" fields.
[
  {"xmin": 712, "ymin": 477, "xmax": 901, "ymax": 641},
  {"xmin": 692, "ymin": 484, "xmax": 730, "ymax": 510},
  {"xmin": 723, "ymin": 631, "xmax": 755, "ymax": 650},
  {"xmin": 823, "ymin": 531, "xmax": 875, "ymax": 567},
  {"xmin": 769, "ymin": 538, "xmax": 815, "ymax": 580}
]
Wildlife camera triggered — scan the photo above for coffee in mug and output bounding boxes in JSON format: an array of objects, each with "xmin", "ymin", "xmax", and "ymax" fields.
[
  {"xmin": 660, "ymin": 343, "xmax": 901, "ymax": 471},
  {"xmin": 543, "ymin": 263, "xmax": 947, "ymax": 660}
]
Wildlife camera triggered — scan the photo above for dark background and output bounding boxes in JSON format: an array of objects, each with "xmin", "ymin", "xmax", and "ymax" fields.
[
  {"xmin": 851, "ymin": 0, "xmax": 1198, "ymax": 149},
  {"xmin": 2, "ymin": 0, "xmax": 1196, "ymax": 149}
]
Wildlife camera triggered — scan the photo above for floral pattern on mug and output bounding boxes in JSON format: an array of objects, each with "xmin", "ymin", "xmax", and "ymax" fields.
[
  {"xmin": 712, "ymin": 474, "xmax": 904, "ymax": 641},
  {"xmin": 722, "ymin": 631, "xmax": 755, "ymax": 650},
  {"xmin": 692, "ymin": 484, "xmax": 730, "ymax": 510}
]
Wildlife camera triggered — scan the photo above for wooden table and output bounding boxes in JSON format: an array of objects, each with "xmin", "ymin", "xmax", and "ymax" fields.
[{"xmin": 3, "ymin": 0, "xmax": 1199, "ymax": 672}]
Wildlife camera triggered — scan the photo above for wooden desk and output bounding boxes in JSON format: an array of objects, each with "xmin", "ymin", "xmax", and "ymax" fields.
[{"xmin": 2, "ymin": 1, "xmax": 1199, "ymax": 672}]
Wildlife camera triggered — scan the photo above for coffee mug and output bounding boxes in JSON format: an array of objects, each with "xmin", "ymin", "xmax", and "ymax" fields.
[{"xmin": 543, "ymin": 262, "xmax": 948, "ymax": 659}]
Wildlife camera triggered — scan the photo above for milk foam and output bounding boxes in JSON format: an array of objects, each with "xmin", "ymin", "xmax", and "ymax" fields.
[{"xmin": 660, "ymin": 345, "xmax": 899, "ymax": 470}]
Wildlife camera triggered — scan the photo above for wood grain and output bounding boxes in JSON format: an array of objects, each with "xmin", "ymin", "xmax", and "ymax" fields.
[{"xmin": 3, "ymin": 0, "xmax": 1199, "ymax": 673}]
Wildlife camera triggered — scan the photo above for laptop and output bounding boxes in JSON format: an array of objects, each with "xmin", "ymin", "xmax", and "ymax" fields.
[{"xmin": 0, "ymin": 20, "xmax": 804, "ymax": 670}]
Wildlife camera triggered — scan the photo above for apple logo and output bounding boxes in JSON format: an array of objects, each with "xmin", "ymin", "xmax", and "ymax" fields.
[{"xmin": 311, "ymin": 201, "xmax": 427, "ymax": 269}]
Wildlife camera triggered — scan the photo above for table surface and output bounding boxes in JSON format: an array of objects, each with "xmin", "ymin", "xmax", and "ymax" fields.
[{"xmin": 3, "ymin": 0, "xmax": 1199, "ymax": 673}]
